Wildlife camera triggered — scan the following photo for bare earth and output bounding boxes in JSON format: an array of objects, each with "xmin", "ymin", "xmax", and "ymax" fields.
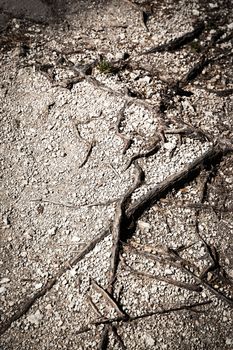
[{"xmin": 0, "ymin": 0, "xmax": 233, "ymax": 349}]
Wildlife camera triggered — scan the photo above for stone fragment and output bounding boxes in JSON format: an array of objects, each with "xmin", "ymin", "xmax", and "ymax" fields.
[
  {"xmin": 0, "ymin": 278, "xmax": 10, "ymax": 284},
  {"xmin": 27, "ymin": 310, "xmax": 43, "ymax": 325}
]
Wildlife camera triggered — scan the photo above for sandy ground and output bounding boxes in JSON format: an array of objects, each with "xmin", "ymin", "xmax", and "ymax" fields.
[{"xmin": 0, "ymin": 0, "xmax": 233, "ymax": 349}]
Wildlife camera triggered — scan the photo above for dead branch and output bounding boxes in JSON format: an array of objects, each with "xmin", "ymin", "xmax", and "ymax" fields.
[
  {"xmin": 30, "ymin": 198, "xmax": 79, "ymax": 209},
  {"xmin": 126, "ymin": 241, "xmax": 233, "ymax": 307},
  {"xmin": 0, "ymin": 276, "xmax": 57, "ymax": 336},
  {"xmin": 115, "ymin": 103, "xmax": 132, "ymax": 154},
  {"xmin": 79, "ymin": 140, "xmax": 96, "ymax": 168},
  {"xmin": 164, "ymin": 127, "xmax": 211, "ymax": 142},
  {"xmin": 124, "ymin": 135, "xmax": 161, "ymax": 170},
  {"xmin": 91, "ymin": 280, "xmax": 126, "ymax": 318},
  {"xmin": 124, "ymin": 242, "xmax": 198, "ymax": 273},
  {"xmin": 168, "ymin": 250, "xmax": 233, "ymax": 308},
  {"xmin": 0, "ymin": 228, "xmax": 110, "ymax": 336},
  {"xmin": 31, "ymin": 198, "xmax": 117, "ymax": 209},
  {"xmin": 111, "ymin": 326, "xmax": 127, "ymax": 349},
  {"xmin": 182, "ymin": 55, "xmax": 211, "ymax": 84},
  {"xmin": 84, "ymin": 198, "xmax": 118, "ymax": 208},
  {"xmin": 126, "ymin": 146, "xmax": 225, "ymax": 223},
  {"xmin": 125, "ymin": 264, "xmax": 202, "ymax": 292},
  {"xmin": 87, "ymin": 293, "xmax": 126, "ymax": 348},
  {"xmin": 142, "ymin": 21, "xmax": 205, "ymax": 54},
  {"xmin": 206, "ymin": 88, "xmax": 233, "ymax": 96},
  {"xmin": 194, "ymin": 171, "xmax": 221, "ymax": 278},
  {"xmin": 86, "ymin": 295, "xmax": 103, "ymax": 317},
  {"xmin": 108, "ymin": 162, "xmax": 144, "ymax": 293},
  {"xmin": 76, "ymin": 300, "xmax": 212, "ymax": 333},
  {"xmin": 98, "ymin": 326, "xmax": 109, "ymax": 350},
  {"xmin": 123, "ymin": 0, "xmax": 150, "ymax": 32},
  {"xmin": 1, "ymin": 145, "xmax": 229, "ymax": 335},
  {"xmin": 85, "ymin": 76, "xmax": 156, "ymax": 111},
  {"xmin": 74, "ymin": 120, "xmax": 97, "ymax": 168}
]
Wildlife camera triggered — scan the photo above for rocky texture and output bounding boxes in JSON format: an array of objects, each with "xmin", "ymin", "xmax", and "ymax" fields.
[{"xmin": 0, "ymin": 0, "xmax": 233, "ymax": 349}]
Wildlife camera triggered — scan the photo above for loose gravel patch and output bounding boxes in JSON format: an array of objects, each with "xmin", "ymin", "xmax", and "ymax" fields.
[{"xmin": 0, "ymin": 0, "xmax": 233, "ymax": 349}]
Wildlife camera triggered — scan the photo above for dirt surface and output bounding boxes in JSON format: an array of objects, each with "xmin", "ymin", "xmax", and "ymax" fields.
[{"xmin": 0, "ymin": 0, "xmax": 233, "ymax": 349}]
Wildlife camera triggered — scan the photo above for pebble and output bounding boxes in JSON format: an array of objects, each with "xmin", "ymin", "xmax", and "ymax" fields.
[
  {"xmin": 138, "ymin": 220, "xmax": 151, "ymax": 230},
  {"xmin": 27, "ymin": 310, "xmax": 43, "ymax": 325},
  {"xmin": 115, "ymin": 52, "xmax": 125, "ymax": 60},
  {"xmin": 35, "ymin": 283, "xmax": 43, "ymax": 290},
  {"xmin": 164, "ymin": 142, "xmax": 176, "ymax": 151},
  {"xmin": 226, "ymin": 338, "xmax": 232, "ymax": 345},
  {"xmin": 138, "ymin": 76, "xmax": 151, "ymax": 84},
  {"xmin": 0, "ymin": 277, "xmax": 10, "ymax": 284},
  {"xmin": 45, "ymin": 304, "xmax": 52, "ymax": 310},
  {"xmin": 48, "ymin": 227, "xmax": 57, "ymax": 236},
  {"xmin": 144, "ymin": 334, "xmax": 155, "ymax": 346},
  {"xmin": 192, "ymin": 9, "xmax": 200, "ymax": 16},
  {"xmin": 69, "ymin": 268, "xmax": 77, "ymax": 277},
  {"xmin": 209, "ymin": 3, "xmax": 218, "ymax": 8},
  {"xmin": 0, "ymin": 1, "xmax": 232, "ymax": 349},
  {"xmin": 0, "ymin": 286, "xmax": 6, "ymax": 294}
]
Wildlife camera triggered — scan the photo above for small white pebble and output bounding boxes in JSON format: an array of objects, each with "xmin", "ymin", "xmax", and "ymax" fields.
[
  {"xmin": 0, "ymin": 286, "xmax": 6, "ymax": 294},
  {"xmin": 27, "ymin": 310, "xmax": 43, "ymax": 325},
  {"xmin": 0, "ymin": 278, "xmax": 10, "ymax": 284},
  {"xmin": 192, "ymin": 9, "xmax": 200, "ymax": 16},
  {"xmin": 209, "ymin": 3, "xmax": 218, "ymax": 8},
  {"xmin": 48, "ymin": 227, "xmax": 57, "ymax": 236},
  {"xmin": 35, "ymin": 283, "xmax": 43, "ymax": 290}
]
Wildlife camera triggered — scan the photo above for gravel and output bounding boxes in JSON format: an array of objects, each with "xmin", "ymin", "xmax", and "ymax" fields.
[{"xmin": 0, "ymin": 0, "xmax": 233, "ymax": 349}]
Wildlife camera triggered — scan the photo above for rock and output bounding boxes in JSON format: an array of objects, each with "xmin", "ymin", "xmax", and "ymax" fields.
[
  {"xmin": 35, "ymin": 283, "xmax": 43, "ymax": 290},
  {"xmin": 27, "ymin": 310, "xmax": 43, "ymax": 325},
  {"xmin": 209, "ymin": 3, "xmax": 218, "ymax": 8},
  {"xmin": 48, "ymin": 227, "xmax": 57, "ymax": 236},
  {"xmin": 226, "ymin": 338, "xmax": 232, "ymax": 345},
  {"xmin": 138, "ymin": 76, "xmax": 151, "ymax": 84},
  {"xmin": 0, "ymin": 286, "xmax": 6, "ymax": 294},
  {"xmin": 0, "ymin": 277, "xmax": 10, "ymax": 284},
  {"xmin": 144, "ymin": 334, "xmax": 155, "ymax": 346},
  {"xmin": 192, "ymin": 9, "xmax": 200, "ymax": 16},
  {"xmin": 138, "ymin": 220, "xmax": 151, "ymax": 230},
  {"xmin": 24, "ymin": 229, "xmax": 34, "ymax": 239},
  {"xmin": 70, "ymin": 268, "xmax": 77, "ymax": 277},
  {"xmin": 115, "ymin": 52, "xmax": 125, "ymax": 60},
  {"xmin": 45, "ymin": 304, "xmax": 52, "ymax": 310},
  {"xmin": 164, "ymin": 142, "xmax": 176, "ymax": 151},
  {"xmin": 3, "ymin": 215, "xmax": 10, "ymax": 226}
]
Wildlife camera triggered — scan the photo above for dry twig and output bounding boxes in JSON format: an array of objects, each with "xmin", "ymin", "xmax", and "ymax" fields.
[
  {"xmin": 1, "ymin": 145, "xmax": 229, "ymax": 336},
  {"xmin": 124, "ymin": 134, "xmax": 161, "ymax": 170},
  {"xmin": 124, "ymin": 263, "xmax": 202, "ymax": 292},
  {"xmin": 98, "ymin": 326, "xmax": 109, "ymax": 350},
  {"xmin": 0, "ymin": 228, "xmax": 110, "ymax": 336},
  {"xmin": 108, "ymin": 162, "xmax": 144, "ymax": 293},
  {"xmin": 115, "ymin": 103, "xmax": 132, "ymax": 154},
  {"xmin": 91, "ymin": 280, "xmax": 126, "ymax": 318},
  {"xmin": 142, "ymin": 21, "xmax": 205, "ymax": 54},
  {"xmin": 126, "ymin": 241, "xmax": 233, "ymax": 307},
  {"xmin": 76, "ymin": 300, "xmax": 212, "ymax": 334},
  {"xmin": 126, "ymin": 146, "xmax": 225, "ymax": 222}
]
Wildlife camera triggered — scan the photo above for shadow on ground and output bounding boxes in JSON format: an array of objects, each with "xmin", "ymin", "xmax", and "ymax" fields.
[{"xmin": 0, "ymin": 0, "xmax": 110, "ymax": 28}]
